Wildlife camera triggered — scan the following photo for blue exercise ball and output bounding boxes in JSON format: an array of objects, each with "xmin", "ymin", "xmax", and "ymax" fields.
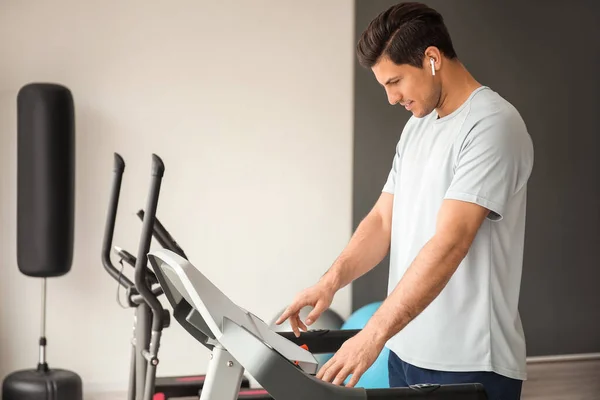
[{"xmin": 341, "ymin": 302, "xmax": 390, "ymax": 389}]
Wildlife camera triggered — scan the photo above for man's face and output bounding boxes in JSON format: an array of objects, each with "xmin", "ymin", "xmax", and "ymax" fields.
[{"xmin": 371, "ymin": 56, "xmax": 440, "ymax": 118}]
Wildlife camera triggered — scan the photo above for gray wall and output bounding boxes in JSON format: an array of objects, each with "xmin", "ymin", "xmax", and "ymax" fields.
[{"xmin": 352, "ymin": 0, "xmax": 600, "ymax": 357}]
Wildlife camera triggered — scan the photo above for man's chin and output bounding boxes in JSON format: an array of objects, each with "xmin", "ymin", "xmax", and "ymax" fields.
[{"xmin": 411, "ymin": 107, "xmax": 433, "ymax": 118}]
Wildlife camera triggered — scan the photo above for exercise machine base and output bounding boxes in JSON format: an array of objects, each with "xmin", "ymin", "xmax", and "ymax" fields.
[
  {"xmin": 2, "ymin": 366, "xmax": 83, "ymax": 400},
  {"xmin": 155, "ymin": 374, "xmax": 250, "ymax": 399}
]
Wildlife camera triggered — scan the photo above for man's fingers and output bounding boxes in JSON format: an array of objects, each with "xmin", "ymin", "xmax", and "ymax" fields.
[
  {"xmin": 316, "ymin": 356, "xmax": 336, "ymax": 380},
  {"xmin": 297, "ymin": 316, "xmax": 308, "ymax": 332},
  {"xmin": 276, "ymin": 308, "xmax": 309, "ymax": 338},
  {"xmin": 275, "ymin": 305, "xmax": 298, "ymax": 325},
  {"xmin": 305, "ymin": 301, "xmax": 327, "ymax": 326},
  {"xmin": 345, "ymin": 367, "xmax": 366, "ymax": 387},
  {"xmin": 321, "ymin": 360, "xmax": 343, "ymax": 383},
  {"xmin": 316, "ymin": 364, "xmax": 325, "ymax": 380},
  {"xmin": 332, "ymin": 366, "xmax": 353, "ymax": 386},
  {"xmin": 290, "ymin": 315, "xmax": 300, "ymax": 337},
  {"xmin": 293, "ymin": 315, "xmax": 307, "ymax": 337}
]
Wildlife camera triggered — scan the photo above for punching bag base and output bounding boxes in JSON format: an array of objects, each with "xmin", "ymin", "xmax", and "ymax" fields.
[{"xmin": 2, "ymin": 367, "xmax": 83, "ymax": 400}]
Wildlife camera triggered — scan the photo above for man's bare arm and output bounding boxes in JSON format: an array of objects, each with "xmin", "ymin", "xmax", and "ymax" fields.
[
  {"xmin": 362, "ymin": 199, "xmax": 490, "ymax": 343},
  {"xmin": 320, "ymin": 192, "xmax": 394, "ymax": 292}
]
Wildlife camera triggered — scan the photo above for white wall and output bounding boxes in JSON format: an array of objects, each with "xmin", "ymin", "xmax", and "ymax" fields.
[{"xmin": 0, "ymin": 0, "xmax": 355, "ymax": 394}]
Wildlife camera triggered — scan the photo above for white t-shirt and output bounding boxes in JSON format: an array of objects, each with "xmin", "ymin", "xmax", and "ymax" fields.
[{"xmin": 383, "ymin": 86, "xmax": 534, "ymax": 381}]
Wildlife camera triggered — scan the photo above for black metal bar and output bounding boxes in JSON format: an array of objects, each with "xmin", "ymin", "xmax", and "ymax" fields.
[
  {"xmin": 137, "ymin": 210, "xmax": 187, "ymax": 259},
  {"xmin": 102, "ymin": 153, "xmax": 134, "ymax": 290},
  {"xmin": 366, "ymin": 383, "xmax": 487, "ymax": 399},
  {"xmin": 277, "ymin": 329, "xmax": 361, "ymax": 354},
  {"xmin": 134, "ymin": 154, "xmax": 167, "ymax": 333},
  {"xmin": 114, "ymin": 246, "xmax": 159, "ymax": 286}
]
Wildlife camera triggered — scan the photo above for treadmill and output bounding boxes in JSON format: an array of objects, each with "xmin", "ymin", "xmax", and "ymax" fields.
[{"xmin": 145, "ymin": 247, "xmax": 488, "ymax": 399}]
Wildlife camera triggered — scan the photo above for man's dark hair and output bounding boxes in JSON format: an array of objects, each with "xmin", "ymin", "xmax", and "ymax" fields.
[{"xmin": 356, "ymin": 2, "xmax": 458, "ymax": 69}]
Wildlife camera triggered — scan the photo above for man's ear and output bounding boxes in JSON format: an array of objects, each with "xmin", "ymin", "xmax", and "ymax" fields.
[{"xmin": 423, "ymin": 46, "xmax": 442, "ymax": 72}]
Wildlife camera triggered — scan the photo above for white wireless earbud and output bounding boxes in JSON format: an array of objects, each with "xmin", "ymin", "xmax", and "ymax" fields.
[{"xmin": 430, "ymin": 58, "xmax": 436, "ymax": 76}]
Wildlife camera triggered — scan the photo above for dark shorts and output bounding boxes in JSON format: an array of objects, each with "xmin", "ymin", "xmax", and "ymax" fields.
[{"xmin": 388, "ymin": 350, "xmax": 523, "ymax": 400}]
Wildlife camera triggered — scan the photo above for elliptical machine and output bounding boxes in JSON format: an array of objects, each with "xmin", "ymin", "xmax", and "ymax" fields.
[{"xmin": 101, "ymin": 153, "xmax": 250, "ymax": 400}]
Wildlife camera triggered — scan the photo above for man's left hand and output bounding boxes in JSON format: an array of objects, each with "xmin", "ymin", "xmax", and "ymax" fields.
[{"xmin": 315, "ymin": 328, "xmax": 386, "ymax": 387}]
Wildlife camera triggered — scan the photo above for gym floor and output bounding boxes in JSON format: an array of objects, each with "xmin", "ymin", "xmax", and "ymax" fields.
[
  {"xmin": 520, "ymin": 358, "xmax": 600, "ymax": 400},
  {"xmin": 88, "ymin": 358, "xmax": 600, "ymax": 400}
]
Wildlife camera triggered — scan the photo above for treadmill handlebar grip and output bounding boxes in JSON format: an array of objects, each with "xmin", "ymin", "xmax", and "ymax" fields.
[
  {"xmin": 278, "ymin": 329, "xmax": 360, "ymax": 354},
  {"xmin": 366, "ymin": 383, "xmax": 488, "ymax": 399}
]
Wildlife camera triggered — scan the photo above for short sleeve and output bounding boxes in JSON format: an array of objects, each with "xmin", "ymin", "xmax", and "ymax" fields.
[
  {"xmin": 382, "ymin": 138, "xmax": 403, "ymax": 194},
  {"xmin": 444, "ymin": 114, "xmax": 534, "ymax": 221},
  {"xmin": 382, "ymin": 148, "xmax": 400, "ymax": 194}
]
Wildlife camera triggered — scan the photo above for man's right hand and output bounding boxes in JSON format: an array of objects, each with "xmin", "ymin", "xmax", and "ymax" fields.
[{"xmin": 274, "ymin": 280, "xmax": 336, "ymax": 337}]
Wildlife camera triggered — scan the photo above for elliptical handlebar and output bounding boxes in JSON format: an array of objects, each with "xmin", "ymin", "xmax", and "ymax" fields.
[
  {"xmin": 136, "ymin": 210, "xmax": 187, "ymax": 259},
  {"xmin": 134, "ymin": 154, "xmax": 167, "ymax": 332},
  {"xmin": 101, "ymin": 153, "xmax": 206, "ymax": 400},
  {"xmin": 129, "ymin": 285, "xmax": 164, "ymax": 305},
  {"xmin": 102, "ymin": 153, "xmax": 135, "ymax": 290},
  {"xmin": 113, "ymin": 246, "xmax": 163, "ymax": 298},
  {"xmin": 102, "ymin": 153, "xmax": 181, "ymax": 300},
  {"xmin": 113, "ymin": 246, "xmax": 159, "ymax": 286}
]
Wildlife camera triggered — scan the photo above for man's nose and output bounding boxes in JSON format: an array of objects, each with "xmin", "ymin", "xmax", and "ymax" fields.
[{"xmin": 387, "ymin": 90, "xmax": 402, "ymax": 106}]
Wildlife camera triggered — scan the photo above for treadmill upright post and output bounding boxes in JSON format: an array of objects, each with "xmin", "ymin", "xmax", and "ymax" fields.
[{"xmin": 200, "ymin": 345, "xmax": 244, "ymax": 400}]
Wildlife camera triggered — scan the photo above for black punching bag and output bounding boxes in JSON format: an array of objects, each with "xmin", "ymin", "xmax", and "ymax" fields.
[
  {"xmin": 3, "ymin": 83, "xmax": 82, "ymax": 400},
  {"xmin": 17, "ymin": 82, "xmax": 75, "ymax": 277}
]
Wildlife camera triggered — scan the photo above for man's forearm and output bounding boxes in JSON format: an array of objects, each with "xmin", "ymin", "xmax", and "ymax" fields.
[
  {"xmin": 363, "ymin": 234, "xmax": 469, "ymax": 344},
  {"xmin": 320, "ymin": 211, "xmax": 391, "ymax": 292}
]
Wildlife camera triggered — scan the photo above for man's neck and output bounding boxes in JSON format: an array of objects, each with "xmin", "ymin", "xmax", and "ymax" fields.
[{"xmin": 436, "ymin": 61, "xmax": 482, "ymax": 118}]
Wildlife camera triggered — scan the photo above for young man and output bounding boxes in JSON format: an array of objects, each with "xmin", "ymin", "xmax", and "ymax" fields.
[{"xmin": 276, "ymin": 2, "xmax": 534, "ymax": 399}]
